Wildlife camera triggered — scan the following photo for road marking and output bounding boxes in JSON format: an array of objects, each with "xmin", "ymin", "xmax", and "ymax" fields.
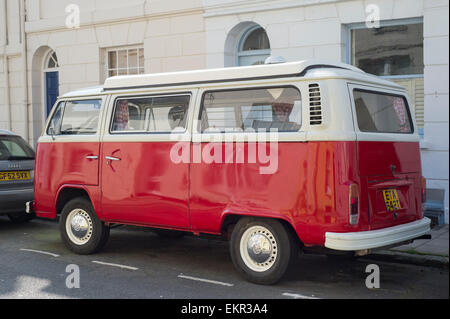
[
  {"xmin": 178, "ymin": 274, "xmax": 234, "ymax": 287},
  {"xmin": 92, "ymin": 260, "xmax": 139, "ymax": 271},
  {"xmin": 282, "ymin": 292, "xmax": 321, "ymax": 299},
  {"xmin": 20, "ymin": 249, "xmax": 60, "ymax": 258}
]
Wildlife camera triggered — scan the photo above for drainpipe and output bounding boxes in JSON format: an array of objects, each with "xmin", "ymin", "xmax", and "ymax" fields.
[
  {"xmin": 20, "ymin": 0, "xmax": 29, "ymax": 142},
  {"xmin": 1, "ymin": 0, "xmax": 11, "ymax": 131}
]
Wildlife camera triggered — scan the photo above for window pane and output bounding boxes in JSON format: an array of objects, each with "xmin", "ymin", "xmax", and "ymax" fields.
[
  {"xmin": 128, "ymin": 67, "xmax": 139, "ymax": 75},
  {"xmin": 48, "ymin": 58, "xmax": 56, "ymax": 69},
  {"xmin": 60, "ymin": 100, "xmax": 102, "ymax": 135},
  {"xmin": 243, "ymin": 28, "xmax": 270, "ymax": 51},
  {"xmin": 111, "ymin": 95, "xmax": 190, "ymax": 133},
  {"xmin": 199, "ymin": 87, "xmax": 301, "ymax": 132},
  {"xmin": 128, "ymin": 49, "xmax": 138, "ymax": 68},
  {"xmin": 108, "ymin": 51, "xmax": 117, "ymax": 69},
  {"xmin": 139, "ymin": 49, "xmax": 144, "ymax": 68},
  {"xmin": 109, "ymin": 69, "xmax": 117, "ymax": 77},
  {"xmin": 118, "ymin": 50, "xmax": 127, "ymax": 69},
  {"xmin": 354, "ymin": 90, "xmax": 413, "ymax": 133},
  {"xmin": 351, "ymin": 23, "xmax": 423, "ymax": 76},
  {"xmin": 47, "ymin": 102, "xmax": 64, "ymax": 135},
  {"xmin": 0, "ymin": 136, "xmax": 35, "ymax": 160}
]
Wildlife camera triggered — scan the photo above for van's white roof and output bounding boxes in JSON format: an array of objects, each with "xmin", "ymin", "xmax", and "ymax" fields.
[
  {"xmin": 61, "ymin": 60, "xmax": 404, "ymax": 97},
  {"xmin": 103, "ymin": 60, "xmax": 367, "ymax": 90}
]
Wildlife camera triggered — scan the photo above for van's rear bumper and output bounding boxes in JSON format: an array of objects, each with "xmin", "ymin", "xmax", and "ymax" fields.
[{"xmin": 325, "ymin": 218, "xmax": 431, "ymax": 251}]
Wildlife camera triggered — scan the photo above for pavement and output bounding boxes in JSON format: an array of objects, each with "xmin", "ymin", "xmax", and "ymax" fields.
[{"xmin": 366, "ymin": 224, "xmax": 449, "ymax": 268}]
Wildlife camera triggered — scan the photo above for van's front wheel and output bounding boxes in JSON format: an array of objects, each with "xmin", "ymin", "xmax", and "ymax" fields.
[
  {"xmin": 60, "ymin": 197, "xmax": 110, "ymax": 255},
  {"xmin": 230, "ymin": 218, "xmax": 297, "ymax": 285}
]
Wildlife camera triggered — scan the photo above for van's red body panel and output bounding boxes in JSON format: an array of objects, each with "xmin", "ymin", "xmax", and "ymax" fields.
[
  {"xmin": 35, "ymin": 138, "xmax": 423, "ymax": 247},
  {"xmin": 101, "ymin": 141, "xmax": 190, "ymax": 228},
  {"xmin": 34, "ymin": 141, "xmax": 100, "ymax": 217}
]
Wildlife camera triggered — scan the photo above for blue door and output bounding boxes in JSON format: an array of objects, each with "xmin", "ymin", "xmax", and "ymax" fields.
[{"xmin": 45, "ymin": 71, "xmax": 59, "ymax": 117}]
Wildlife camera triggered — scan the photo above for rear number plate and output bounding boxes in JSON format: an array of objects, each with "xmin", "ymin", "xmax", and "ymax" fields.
[
  {"xmin": 383, "ymin": 189, "xmax": 402, "ymax": 211},
  {"xmin": 0, "ymin": 171, "xmax": 31, "ymax": 181}
]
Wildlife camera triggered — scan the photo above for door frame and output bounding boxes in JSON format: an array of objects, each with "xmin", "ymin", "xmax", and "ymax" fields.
[{"xmin": 42, "ymin": 49, "xmax": 60, "ymax": 127}]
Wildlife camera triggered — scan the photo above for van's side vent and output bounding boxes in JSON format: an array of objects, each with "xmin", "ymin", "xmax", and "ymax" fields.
[{"xmin": 309, "ymin": 83, "xmax": 322, "ymax": 125}]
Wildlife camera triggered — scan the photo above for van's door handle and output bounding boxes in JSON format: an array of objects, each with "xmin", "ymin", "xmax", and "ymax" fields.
[
  {"xmin": 86, "ymin": 155, "xmax": 99, "ymax": 160},
  {"xmin": 105, "ymin": 156, "xmax": 121, "ymax": 161}
]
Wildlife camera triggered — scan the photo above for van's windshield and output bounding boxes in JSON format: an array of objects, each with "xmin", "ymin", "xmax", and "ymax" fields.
[{"xmin": 353, "ymin": 89, "xmax": 413, "ymax": 134}]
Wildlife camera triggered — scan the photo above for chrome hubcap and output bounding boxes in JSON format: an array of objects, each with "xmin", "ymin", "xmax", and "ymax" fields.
[
  {"xmin": 71, "ymin": 214, "xmax": 89, "ymax": 239},
  {"xmin": 240, "ymin": 226, "xmax": 278, "ymax": 272},
  {"xmin": 66, "ymin": 209, "xmax": 93, "ymax": 245}
]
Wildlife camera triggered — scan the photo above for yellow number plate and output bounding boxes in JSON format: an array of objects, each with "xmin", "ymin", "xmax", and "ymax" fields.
[
  {"xmin": 383, "ymin": 189, "xmax": 402, "ymax": 212},
  {"xmin": 0, "ymin": 171, "xmax": 31, "ymax": 182}
]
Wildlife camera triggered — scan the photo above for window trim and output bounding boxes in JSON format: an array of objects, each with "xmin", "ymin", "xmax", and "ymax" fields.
[
  {"xmin": 106, "ymin": 46, "xmax": 145, "ymax": 78},
  {"xmin": 346, "ymin": 17, "xmax": 424, "ymax": 79},
  {"xmin": 45, "ymin": 97, "xmax": 104, "ymax": 137},
  {"xmin": 109, "ymin": 93, "xmax": 193, "ymax": 135},
  {"xmin": 197, "ymin": 85, "xmax": 302, "ymax": 134},
  {"xmin": 237, "ymin": 25, "xmax": 271, "ymax": 66}
]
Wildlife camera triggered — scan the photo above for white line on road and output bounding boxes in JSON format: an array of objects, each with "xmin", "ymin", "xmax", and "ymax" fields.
[
  {"xmin": 92, "ymin": 260, "xmax": 139, "ymax": 271},
  {"xmin": 282, "ymin": 292, "xmax": 321, "ymax": 299},
  {"xmin": 178, "ymin": 274, "xmax": 234, "ymax": 287},
  {"xmin": 20, "ymin": 249, "xmax": 60, "ymax": 258}
]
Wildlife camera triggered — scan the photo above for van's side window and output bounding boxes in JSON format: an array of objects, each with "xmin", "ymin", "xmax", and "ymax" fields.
[
  {"xmin": 59, "ymin": 99, "xmax": 102, "ymax": 135},
  {"xmin": 111, "ymin": 95, "xmax": 190, "ymax": 133},
  {"xmin": 199, "ymin": 87, "xmax": 302, "ymax": 132},
  {"xmin": 353, "ymin": 89, "xmax": 413, "ymax": 134}
]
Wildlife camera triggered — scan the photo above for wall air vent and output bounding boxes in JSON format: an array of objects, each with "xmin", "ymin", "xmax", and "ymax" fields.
[{"xmin": 309, "ymin": 83, "xmax": 322, "ymax": 125}]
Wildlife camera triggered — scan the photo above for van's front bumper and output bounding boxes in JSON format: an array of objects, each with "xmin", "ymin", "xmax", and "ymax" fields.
[{"xmin": 325, "ymin": 218, "xmax": 431, "ymax": 251}]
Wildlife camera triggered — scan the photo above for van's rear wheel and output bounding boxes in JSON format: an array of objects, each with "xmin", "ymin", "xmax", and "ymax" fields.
[
  {"xmin": 230, "ymin": 218, "xmax": 297, "ymax": 285},
  {"xmin": 60, "ymin": 197, "xmax": 109, "ymax": 255}
]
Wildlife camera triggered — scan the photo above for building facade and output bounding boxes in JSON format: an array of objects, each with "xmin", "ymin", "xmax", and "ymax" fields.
[{"xmin": 0, "ymin": 0, "xmax": 448, "ymax": 222}]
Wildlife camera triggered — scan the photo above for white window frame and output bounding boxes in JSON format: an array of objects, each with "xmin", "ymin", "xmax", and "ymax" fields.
[
  {"xmin": 346, "ymin": 18, "xmax": 425, "ymax": 138},
  {"xmin": 106, "ymin": 45, "xmax": 144, "ymax": 78},
  {"xmin": 345, "ymin": 17, "xmax": 424, "ymax": 79},
  {"xmin": 237, "ymin": 25, "xmax": 271, "ymax": 66}
]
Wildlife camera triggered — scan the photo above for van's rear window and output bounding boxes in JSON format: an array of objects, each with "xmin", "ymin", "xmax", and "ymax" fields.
[{"xmin": 353, "ymin": 89, "xmax": 413, "ymax": 134}]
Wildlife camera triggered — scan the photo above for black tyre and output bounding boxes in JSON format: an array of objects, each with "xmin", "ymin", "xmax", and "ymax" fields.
[
  {"xmin": 60, "ymin": 197, "xmax": 110, "ymax": 255},
  {"xmin": 230, "ymin": 217, "xmax": 298, "ymax": 285},
  {"xmin": 7, "ymin": 212, "xmax": 35, "ymax": 223}
]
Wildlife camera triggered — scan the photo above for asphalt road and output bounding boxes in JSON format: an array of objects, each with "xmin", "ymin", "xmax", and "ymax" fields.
[{"xmin": 0, "ymin": 216, "xmax": 448, "ymax": 299}]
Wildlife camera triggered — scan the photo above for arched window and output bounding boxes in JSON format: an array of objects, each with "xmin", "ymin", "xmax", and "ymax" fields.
[
  {"xmin": 237, "ymin": 26, "xmax": 271, "ymax": 66},
  {"xmin": 45, "ymin": 51, "xmax": 59, "ymax": 70}
]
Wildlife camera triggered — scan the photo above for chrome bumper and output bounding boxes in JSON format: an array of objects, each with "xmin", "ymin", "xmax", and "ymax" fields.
[{"xmin": 325, "ymin": 218, "xmax": 431, "ymax": 251}]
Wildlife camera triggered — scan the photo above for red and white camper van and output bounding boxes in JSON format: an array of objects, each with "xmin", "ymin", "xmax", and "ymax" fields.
[{"xmin": 30, "ymin": 60, "xmax": 430, "ymax": 284}]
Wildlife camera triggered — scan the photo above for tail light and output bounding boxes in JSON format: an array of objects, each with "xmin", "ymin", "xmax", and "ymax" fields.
[
  {"xmin": 349, "ymin": 184, "xmax": 359, "ymax": 225},
  {"xmin": 421, "ymin": 176, "xmax": 427, "ymax": 204}
]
